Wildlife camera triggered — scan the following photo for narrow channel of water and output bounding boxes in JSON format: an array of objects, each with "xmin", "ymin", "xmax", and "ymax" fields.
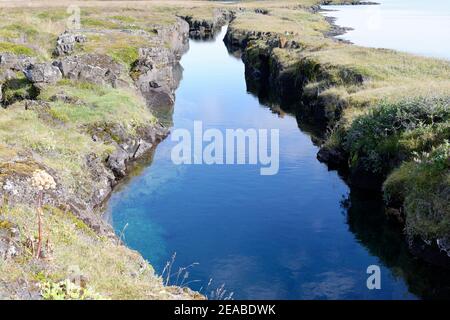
[
  {"xmin": 107, "ymin": 27, "xmax": 449, "ymax": 299},
  {"xmin": 322, "ymin": 0, "xmax": 450, "ymax": 60}
]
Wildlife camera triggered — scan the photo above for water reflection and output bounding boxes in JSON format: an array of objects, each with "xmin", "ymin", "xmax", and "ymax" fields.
[
  {"xmin": 343, "ymin": 190, "xmax": 450, "ymax": 299},
  {"xmin": 108, "ymin": 26, "xmax": 449, "ymax": 300}
]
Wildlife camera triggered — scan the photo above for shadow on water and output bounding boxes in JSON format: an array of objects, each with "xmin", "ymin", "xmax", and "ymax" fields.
[{"xmin": 342, "ymin": 190, "xmax": 450, "ymax": 299}]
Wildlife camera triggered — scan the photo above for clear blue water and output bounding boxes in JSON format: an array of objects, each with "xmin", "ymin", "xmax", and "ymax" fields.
[
  {"xmin": 322, "ymin": 0, "xmax": 450, "ymax": 60},
  {"xmin": 107, "ymin": 27, "xmax": 449, "ymax": 299}
]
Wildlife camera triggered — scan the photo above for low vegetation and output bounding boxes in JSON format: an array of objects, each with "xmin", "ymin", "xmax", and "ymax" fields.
[{"xmin": 0, "ymin": 205, "xmax": 200, "ymax": 299}]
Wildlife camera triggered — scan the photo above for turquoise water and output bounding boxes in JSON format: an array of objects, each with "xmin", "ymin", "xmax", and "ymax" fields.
[
  {"xmin": 107, "ymin": 27, "xmax": 449, "ymax": 299},
  {"xmin": 323, "ymin": 0, "xmax": 450, "ymax": 60}
]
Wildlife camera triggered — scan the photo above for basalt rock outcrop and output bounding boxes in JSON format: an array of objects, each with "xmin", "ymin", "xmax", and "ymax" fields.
[
  {"xmin": 0, "ymin": 53, "xmax": 36, "ymax": 72},
  {"xmin": 181, "ymin": 9, "xmax": 234, "ymax": 39},
  {"xmin": 132, "ymin": 18, "xmax": 189, "ymax": 120},
  {"xmin": 54, "ymin": 31, "xmax": 87, "ymax": 57},
  {"xmin": 24, "ymin": 62, "xmax": 62, "ymax": 86},
  {"xmin": 56, "ymin": 54, "xmax": 129, "ymax": 88},
  {"xmin": 224, "ymin": 27, "xmax": 352, "ymax": 125},
  {"xmin": 0, "ymin": 19, "xmax": 190, "ymax": 238}
]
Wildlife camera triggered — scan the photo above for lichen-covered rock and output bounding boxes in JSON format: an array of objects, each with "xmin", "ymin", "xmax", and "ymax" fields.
[
  {"xmin": 103, "ymin": 123, "xmax": 168, "ymax": 178},
  {"xmin": 0, "ymin": 220, "xmax": 21, "ymax": 260},
  {"xmin": 55, "ymin": 54, "xmax": 128, "ymax": 88},
  {"xmin": 132, "ymin": 45, "xmax": 183, "ymax": 112},
  {"xmin": 54, "ymin": 31, "xmax": 87, "ymax": 56},
  {"xmin": 0, "ymin": 53, "xmax": 36, "ymax": 72},
  {"xmin": 24, "ymin": 62, "xmax": 62, "ymax": 85},
  {"xmin": 182, "ymin": 9, "xmax": 233, "ymax": 40}
]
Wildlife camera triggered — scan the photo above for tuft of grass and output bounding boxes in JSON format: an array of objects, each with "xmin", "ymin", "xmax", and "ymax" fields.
[
  {"xmin": 107, "ymin": 45, "xmax": 140, "ymax": 68},
  {"xmin": 384, "ymin": 142, "xmax": 450, "ymax": 240}
]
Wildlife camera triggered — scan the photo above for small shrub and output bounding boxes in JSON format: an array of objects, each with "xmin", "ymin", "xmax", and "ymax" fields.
[
  {"xmin": 384, "ymin": 141, "xmax": 450, "ymax": 239},
  {"xmin": 343, "ymin": 97, "xmax": 450, "ymax": 174},
  {"xmin": 40, "ymin": 279, "xmax": 104, "ymax": 300}
]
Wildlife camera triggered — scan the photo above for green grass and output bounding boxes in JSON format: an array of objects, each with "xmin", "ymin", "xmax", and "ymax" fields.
[
  {"xmin": 0, "ymin": 205, "xmax": 201, "ymax": 300},
  {"xmin": 107, "ymin": 46, "xmax": 140, "ymax": 67},
  {"xmin": 35, "ymin": 10, "xmax": 69, "ymax": 22},
  {"xmin": 0, "ymin": 42, "xmax": 36, "ymax": 56},
  {"xmin": 1, "ymin": 73, "xmax": 38, "ymax": 105},
  {"xmin": 3, "ymin": 23, "xmax": 39, "ymax": 39},
  {"xmin": 341, "ymin": 97, "xmax": 450, "ymax": 174},
  {"xmin": 81, "ymin": 17, "xmax": 120, "ymax": 30},
  {"xmin": 39, "ymin": 80, "xmax": 155, "ymax": 127},
  {"xmin": 384, "ymin": 142, "xmax": 450, "ymax": 239}
]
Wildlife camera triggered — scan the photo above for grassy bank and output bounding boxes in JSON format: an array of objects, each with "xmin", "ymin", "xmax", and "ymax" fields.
[
  {"xmin": 220, "ymin": 1, "xmax": 449, "ymax": 256},
  {"xmin": 0, "ymin": 2, "xmax": 210, "ymax": 299}
]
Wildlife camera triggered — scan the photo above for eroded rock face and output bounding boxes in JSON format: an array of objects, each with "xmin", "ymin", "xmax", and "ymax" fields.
[
  {"xmin": 182, "ymin": 9, "xmax": 233, "ymax": 40},
  {"xmin": 0, "ymin": 53, "xmax": 36, "ymax": 72},
  {"xmin": 54, "ymin": 31, "xmax": 87, "ymax": 56},
  {"xmin": 133, "ymin": 47, "xmax": 177, "ymax": 103},
  {"xmin": 156, "ymin": 18, "xmax": 190, "ymax": 57},
  {"xmin": 103, "ymin": 123, "xmax": 169, "ymax": 178},
  {"xmin": 55, "ymin": 54, "xmax": 128, "ymax": 88},
  {"xmin": 132, "ymin": 18, "xmax": 189, "ymax": 116}
]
